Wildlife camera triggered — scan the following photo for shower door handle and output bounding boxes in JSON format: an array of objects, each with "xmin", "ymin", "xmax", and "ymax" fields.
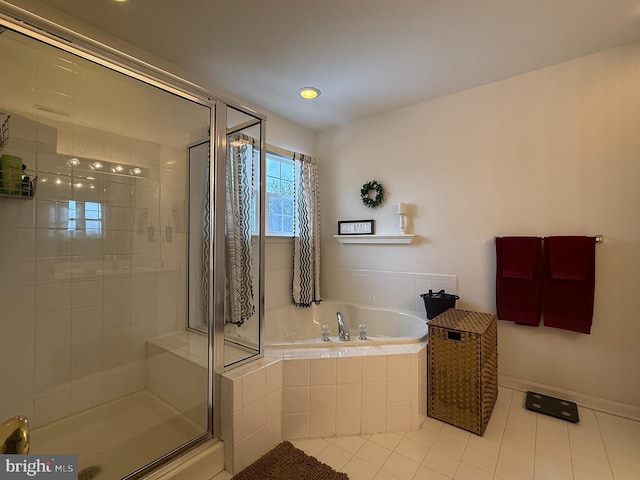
[{"xmin": 0, "ymin": 415, "xmax": 30, "ymax": 454}]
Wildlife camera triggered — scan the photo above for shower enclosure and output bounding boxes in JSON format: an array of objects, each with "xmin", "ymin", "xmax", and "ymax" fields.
[
  {"xmin": 0, "ymin": 7, "xmax": 265, "ymax": 480},
  {"xmin": 187, "ymin": 107, "xmax": 264, "ymax": 368}
]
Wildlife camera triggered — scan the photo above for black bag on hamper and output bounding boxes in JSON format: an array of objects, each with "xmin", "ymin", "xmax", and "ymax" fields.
[{"xmin": 420, "ymin": 289, "xmax": 459, "ymax": 320}]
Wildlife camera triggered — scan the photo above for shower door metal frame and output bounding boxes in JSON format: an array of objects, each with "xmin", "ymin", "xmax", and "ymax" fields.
[
  {"xmin": 219, "ymin": 107, "xmax": 267, "ymax": 370},
  {"xmin": 0, "ymin": 2, "xmax": 266, "ymax": 478}
]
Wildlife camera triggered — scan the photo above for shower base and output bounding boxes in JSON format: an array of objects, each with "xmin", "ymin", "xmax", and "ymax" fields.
[{"xmin": 30, "ymin": 390, "xmax": 203, "ymax": 480}]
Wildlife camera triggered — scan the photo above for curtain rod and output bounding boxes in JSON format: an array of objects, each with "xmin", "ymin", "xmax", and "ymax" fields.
[
  {"xmin": 267, "ymin": 143, "xmax": 315, "ymax": 162},
  {"xmin": 225, "ymin": 128, "xmax": 314, "ymax": 160},
  {"xmin": 267, "ymin": 143, "xmax": 294, "ymax": 158}
]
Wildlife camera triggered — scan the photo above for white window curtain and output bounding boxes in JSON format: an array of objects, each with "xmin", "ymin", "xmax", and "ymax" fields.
[
  {"xmin": 292, "ymin": 153, "xmax": 321, "ymax": 307},
  {"xmin": 225, "ymin": 134, "xmax": 256, "ymax": 325}
]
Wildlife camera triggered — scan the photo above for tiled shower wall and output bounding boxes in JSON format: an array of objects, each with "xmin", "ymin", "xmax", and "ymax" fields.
[{"xmin": 0, "ymin": 113, "xmax": 188, "ymax": 428}]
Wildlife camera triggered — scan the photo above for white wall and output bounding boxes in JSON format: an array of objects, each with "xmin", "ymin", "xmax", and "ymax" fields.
[{"xmin": 317, "ymin": 42, "xmax": 640, "ymax": 410}]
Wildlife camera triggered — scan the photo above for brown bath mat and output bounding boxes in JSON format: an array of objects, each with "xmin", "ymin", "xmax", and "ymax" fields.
[{"xmin": 231, "ymin": 441, "xmax": 348, "ymax": 480}]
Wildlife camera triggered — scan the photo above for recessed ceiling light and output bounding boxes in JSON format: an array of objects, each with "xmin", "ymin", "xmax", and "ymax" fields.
[{"xmin": 298, "ymin": 87, "xmax": 321, "ymax": 99}]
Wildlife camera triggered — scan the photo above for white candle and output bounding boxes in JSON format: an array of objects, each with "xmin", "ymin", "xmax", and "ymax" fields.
[{"xmin": 398, "ymin": 202, "xmax": 407, "ymax": 215}]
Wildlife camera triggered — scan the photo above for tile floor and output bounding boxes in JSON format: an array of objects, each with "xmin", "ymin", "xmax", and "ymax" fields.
[{"xmin": 211, "ymin": 387, "xmax": 640, "ymax": 480}]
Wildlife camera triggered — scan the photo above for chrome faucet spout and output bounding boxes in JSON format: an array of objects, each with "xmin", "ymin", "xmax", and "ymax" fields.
[{"xmin": 337, "ymin": 311, "xmax": 350, "ymax": 341}]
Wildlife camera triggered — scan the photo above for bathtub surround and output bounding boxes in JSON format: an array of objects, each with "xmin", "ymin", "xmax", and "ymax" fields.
[
  {"xmin": 323, "ymin": 268, "xmax": 458, "ymax": 317},
  {"xmin": 220, "ymin": 343, "xmax": 427, "ymax": 475},
  {"xmin": 159, "ymin": 297, "xmax": 430, "ymax": 472},
  {"xmin": 266, "ymin": 248, "xmax": 457, "ymax": 319}
]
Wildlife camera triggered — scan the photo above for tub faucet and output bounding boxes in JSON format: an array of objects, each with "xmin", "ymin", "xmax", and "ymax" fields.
[{"xmin": 337, "ymin": 311, "xmax": 350, "ymax": 341}]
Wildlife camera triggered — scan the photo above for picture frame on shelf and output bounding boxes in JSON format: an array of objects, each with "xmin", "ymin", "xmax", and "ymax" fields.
[{"xmin": 338, "ymin": 219, "xmax": 375, "ymax": 235}]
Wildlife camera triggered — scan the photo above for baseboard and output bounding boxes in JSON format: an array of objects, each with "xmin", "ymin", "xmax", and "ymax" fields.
[{"xmin": 499, "ymin": 375, "xmax": 640, "ymax": 422}]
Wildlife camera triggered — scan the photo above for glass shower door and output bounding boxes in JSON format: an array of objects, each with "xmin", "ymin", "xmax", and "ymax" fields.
[{"xmin": 0, "ymin": 22, "xmax": 212, "ymax": 479}]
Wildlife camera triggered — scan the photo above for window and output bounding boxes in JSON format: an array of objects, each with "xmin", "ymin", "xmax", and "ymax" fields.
[
  {"xmin": 68, "ymin": 200, "xmax": 103, "ymax": 236},
  {"xmin": 265, "ymin": 151, "xmax": 294, "ymax": 236}
]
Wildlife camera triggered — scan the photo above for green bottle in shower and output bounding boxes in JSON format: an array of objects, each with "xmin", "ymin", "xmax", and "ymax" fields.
[{"xmin": 0, "ymin": 154, "xmax": 23, "ymax": 195}]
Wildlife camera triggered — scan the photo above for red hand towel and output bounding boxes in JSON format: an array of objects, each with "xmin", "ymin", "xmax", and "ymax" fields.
[
  {"xmin": 496, "ymin": 237, "xmax": 543, "ymax": 326},
  {"xmin": 542, "ymin": 236, "xmax": 596, "ymax": 334}
]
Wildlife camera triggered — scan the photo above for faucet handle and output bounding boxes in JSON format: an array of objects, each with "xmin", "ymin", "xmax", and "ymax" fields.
[
  {"xmin": 358, "ymin": 323, "xmax": 368, "ymax": 340},
  {"xmin": 321, "ymin": 324, "xmax": 330, "ymax": 342}
]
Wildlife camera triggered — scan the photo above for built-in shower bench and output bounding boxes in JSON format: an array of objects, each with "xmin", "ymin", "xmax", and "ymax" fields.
[{"xmin": 146, "ymin": 331, "xmax": 208, "ymax": 426}]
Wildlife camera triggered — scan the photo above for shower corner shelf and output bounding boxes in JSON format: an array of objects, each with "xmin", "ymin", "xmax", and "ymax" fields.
[
  {"xmin": 0, "ymin": 173, "xmax": 37, "ymax": 200},
  {"xmin": 333, "ymin": 234, "xmax": 417, "ymax": 244}
]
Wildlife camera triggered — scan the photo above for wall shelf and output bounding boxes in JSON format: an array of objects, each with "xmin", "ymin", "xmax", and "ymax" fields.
[{"xmin": 333, "ymin": 234, "xmax": 417, "ymax": 244}]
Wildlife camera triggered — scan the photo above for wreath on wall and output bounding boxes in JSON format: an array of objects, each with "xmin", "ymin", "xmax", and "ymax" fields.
[{"xmin": 361, "ymin": 180, "xmax": 385, "ymax": 209}]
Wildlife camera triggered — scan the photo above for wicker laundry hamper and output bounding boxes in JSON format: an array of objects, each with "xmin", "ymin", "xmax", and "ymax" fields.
[{"xmin": 427, "ymin": 309, "xmax": 498, "ymax": 435}]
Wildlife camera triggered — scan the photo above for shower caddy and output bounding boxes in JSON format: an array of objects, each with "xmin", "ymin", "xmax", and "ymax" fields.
[{"xmin": 0, "ymin": 112, "xmax": 37, "ymax": 199}]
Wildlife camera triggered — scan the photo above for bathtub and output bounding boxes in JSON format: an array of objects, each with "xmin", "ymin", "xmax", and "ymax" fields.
[
  {"xmin": 265, "ymin": 301, "xmax": 427, "ymax": 348},
  {"xmin": 222, "ymin": 300, "xmax": 429, "ymax": 467}
]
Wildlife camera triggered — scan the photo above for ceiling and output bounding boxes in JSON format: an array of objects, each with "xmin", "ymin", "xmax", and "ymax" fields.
[{"xmin": 8, "ymin": 0, "xmax": 640, "ymax": 131}]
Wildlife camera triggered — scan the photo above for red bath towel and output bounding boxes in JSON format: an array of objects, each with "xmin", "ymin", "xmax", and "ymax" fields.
[
  {"xmin": 496, "ymin": 237, "xmax": 543, "ymax": 326},
  {"xmin": 542, "ymin": 236, "xmax": 596, "ymax": 334}
]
